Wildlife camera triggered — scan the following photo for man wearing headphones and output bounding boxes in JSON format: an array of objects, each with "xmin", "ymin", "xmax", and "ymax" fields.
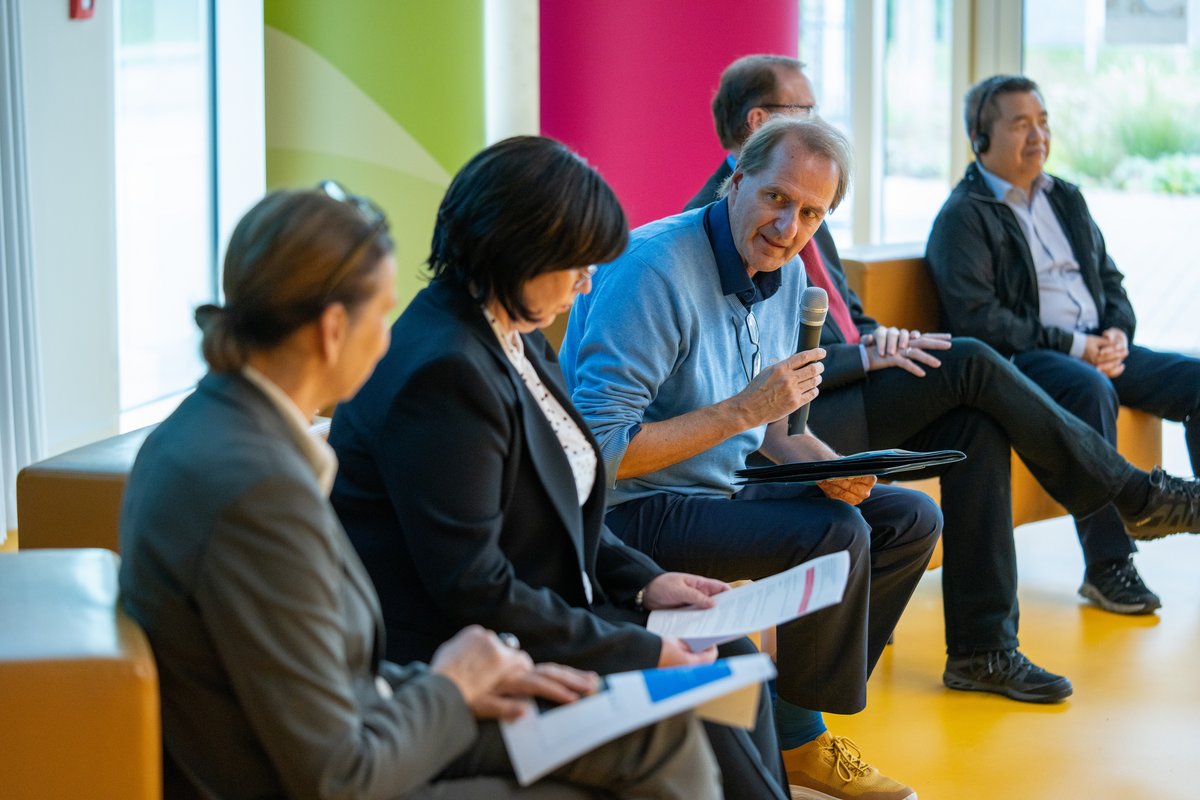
[
  {"xmin": 927, "ymin": 75, "xmax": 1200, "ymax": 624},
  {"xmin": 926, "ymin": 74, "xmax": 1200, "ymax": 609}
]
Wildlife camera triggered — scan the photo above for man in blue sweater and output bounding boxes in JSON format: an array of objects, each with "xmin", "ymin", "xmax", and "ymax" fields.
[
  {"xmin": 561, "ymin": 116, "xmax": 941, "ymax": 800},
  {"xmin": 683, "ymin": 58, "xmax": 1200, "ymax": 707}
]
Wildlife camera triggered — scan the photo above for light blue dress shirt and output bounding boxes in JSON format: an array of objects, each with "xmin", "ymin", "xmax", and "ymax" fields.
[{"xmin": 976, "ymin": 164, "xmax": 1099, "ymax": 358}]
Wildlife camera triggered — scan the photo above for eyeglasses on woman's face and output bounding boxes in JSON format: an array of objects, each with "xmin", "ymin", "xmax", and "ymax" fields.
[
  {"xmin": 573, "ymin": 265, "xmax": 598, "ymax": 291},
  {"xmin": 508, "ymin": 264, "xmax": 598, "ymax": 335}
]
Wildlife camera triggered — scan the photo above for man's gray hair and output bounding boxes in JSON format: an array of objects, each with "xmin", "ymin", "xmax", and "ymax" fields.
[{"xmin": 718, "ymin": 116, "xmax": 853, "ymax": 212}]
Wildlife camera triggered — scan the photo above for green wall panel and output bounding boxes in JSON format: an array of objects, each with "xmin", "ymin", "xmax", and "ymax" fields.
[
  {"xmin": 264, "ymin": 1, "xmax": 484, "ymax": 308},
  {"xmin": 267, "ymin": 149, "xmax": 448, "ymax": 294}
]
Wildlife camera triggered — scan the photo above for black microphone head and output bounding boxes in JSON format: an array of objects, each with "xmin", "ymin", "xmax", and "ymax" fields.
[{"xmin": 799, "ymin": 286, "xmax": 828, "ymax": 326}]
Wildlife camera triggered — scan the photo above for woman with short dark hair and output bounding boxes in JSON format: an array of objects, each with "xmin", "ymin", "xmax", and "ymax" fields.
[
  {"xmin": 427, "ymin": 135, "xmax": 629, "ymax": 323},
  {"xmin": 330, "ymin": 136, "xmax": 791, "ymax": 799},
  {"xmin": 119, "ymin": 183, "xmax": 719, "ymax": 800}
]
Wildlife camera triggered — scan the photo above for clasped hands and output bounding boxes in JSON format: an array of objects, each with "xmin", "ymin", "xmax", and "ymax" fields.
[
  {"xmin": 863, "ymin": 326, "xmax": 953, "ymax": 377},
  {"xmin": 1082, "ymin": 327, "xmax": 1128, "ymax": 378}
]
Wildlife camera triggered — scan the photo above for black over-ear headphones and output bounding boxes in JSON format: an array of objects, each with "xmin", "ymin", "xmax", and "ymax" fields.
[{"xmin": 971, "ymin": 77, "xmax": 1003, "ymax": 156}]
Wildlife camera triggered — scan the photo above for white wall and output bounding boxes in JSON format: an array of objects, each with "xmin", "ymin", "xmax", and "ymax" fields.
[{"xmin": 21, "ymin": 0, "xmax": 120, "ymax": 456}]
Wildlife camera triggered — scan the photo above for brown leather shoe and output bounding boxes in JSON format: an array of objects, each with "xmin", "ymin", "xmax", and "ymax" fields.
[{"xmin": 785, "ymin": 732, "xmax": 916, "ymax": 799}]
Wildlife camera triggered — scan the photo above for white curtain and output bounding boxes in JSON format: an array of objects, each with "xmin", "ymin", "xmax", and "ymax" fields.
[{"xmin": 1, "ymin": 0, "xmax": 45, "ymax": 540}]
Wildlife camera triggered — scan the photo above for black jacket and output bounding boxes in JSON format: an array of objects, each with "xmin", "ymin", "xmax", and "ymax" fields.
[
  {"xmin": 683, "ymin": 160, "xmax": 733, "ymax": 212},
  {"xmin": 329, "ymin": 278, "xmax": 664, "ymax": 673},
  {"xmin": 925, "ymin": 162, "xmax": 1136, "ymax": 356}
]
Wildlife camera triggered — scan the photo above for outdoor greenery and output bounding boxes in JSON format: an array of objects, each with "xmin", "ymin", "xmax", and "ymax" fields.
[{"xmin": 1027, "ymin": 46, "xmax": 1200, "ymax": 195}]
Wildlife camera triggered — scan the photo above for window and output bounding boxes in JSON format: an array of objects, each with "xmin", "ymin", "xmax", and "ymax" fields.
[
  {"xmin": 801, "ymin": 0, "xmax": 855, "ymax": 246},
  {"xmin": 881, "ymin": 0, "xmax": 953, "ymax": 244},
  {"xmin": 1025, "ymin": 1, "xmax": 1200, "ymax": 354},
  {"xmin": 801, "ymin": 0, "xmax": 956, "ymax": 249},
  {"xmin": 115, "ymin": 0, "xmax": 215, "ymax": 430}
]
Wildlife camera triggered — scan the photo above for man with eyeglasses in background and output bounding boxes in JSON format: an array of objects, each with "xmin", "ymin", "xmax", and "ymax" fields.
[
  {"xmin": 685, "ymin": 55, "xmax": 820, "ymax": 213},
  {"xmin": 560, "ymin": 115, "xmax": 942, "ymax": 800}
]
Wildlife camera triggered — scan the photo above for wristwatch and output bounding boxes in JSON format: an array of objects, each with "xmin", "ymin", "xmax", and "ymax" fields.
[{"xmin": 633, "ymin": 587, "xmax": 647, "ymax": 611}]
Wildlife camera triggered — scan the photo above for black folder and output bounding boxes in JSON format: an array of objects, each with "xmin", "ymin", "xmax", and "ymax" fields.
[{"xmin": 734, "ymin": 449, "xmax": 966, "ymax": 485}]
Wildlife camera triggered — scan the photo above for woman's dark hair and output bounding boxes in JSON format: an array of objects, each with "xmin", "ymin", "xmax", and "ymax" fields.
[
  {"xmin": 195, "ymin": 187, "xmax": 393, "ymax": 372},
  {"xmin": 428, "ymin": 136, "xmax": 628, "ymax": 322}
]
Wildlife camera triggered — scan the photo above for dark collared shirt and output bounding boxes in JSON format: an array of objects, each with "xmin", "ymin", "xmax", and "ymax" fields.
[{"xmin": 702, "ymin": 197, "xmax": 782, "ymax": 309}]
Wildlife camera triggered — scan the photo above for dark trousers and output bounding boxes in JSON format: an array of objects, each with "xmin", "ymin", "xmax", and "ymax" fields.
[
  {"xmin": 706, "ymin": 637, "xmax": 789, "ymax": 799},
  {"xmin": 605, "ymin": 483, "xmax": 941, "ymax": 715},
  {"xmin": 584, "ymin": 617, "xmax": 786, "ymax": 798},
  {"xmin": 812, "ymin": 338, "xmax": 1137, "ymax": 656},
  {"xmin": 1014, "ymin": 344, "xmax": 1200, "ymax": 565}
]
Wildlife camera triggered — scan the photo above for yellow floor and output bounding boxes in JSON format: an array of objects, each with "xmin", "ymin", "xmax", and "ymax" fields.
[{"xmin": 827, "ymin": 427, "xmax": 1199, "ymax": 799}]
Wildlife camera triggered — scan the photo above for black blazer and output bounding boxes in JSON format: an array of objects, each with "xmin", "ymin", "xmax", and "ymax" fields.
[
  {"xmin": 683, "ymin": 160, "xmax": 733, "ymax": 212},
  {"xmin": 330, "ymin": 278, "xmax": 664, "ymax": 674}
]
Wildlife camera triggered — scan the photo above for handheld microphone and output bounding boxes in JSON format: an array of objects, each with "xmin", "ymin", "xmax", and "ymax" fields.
[{"xmin": 788, "ymin": 286, "xmax": 828, "ymax": 436}]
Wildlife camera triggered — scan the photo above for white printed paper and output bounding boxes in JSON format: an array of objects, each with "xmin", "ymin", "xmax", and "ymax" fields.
[
  {"xmin": 500, "ymin": 653, "xmax": 775, "ymax": 786},
  {"xmin": 646, "ymin": 550, "xmax": 850, "ymax": 650}
]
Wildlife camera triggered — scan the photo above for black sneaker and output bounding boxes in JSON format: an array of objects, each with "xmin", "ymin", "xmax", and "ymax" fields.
[
  {"xmin": 1122, "ymin": 467, "xmax": 1200, "ymax": 541},
  {"xmin": 1079, "ymin": 556, "xmax": 1162, "ymax": 615},
  {"xmin": 943, "ymin": 649, "xmax": 1073, "ymax": 703}
]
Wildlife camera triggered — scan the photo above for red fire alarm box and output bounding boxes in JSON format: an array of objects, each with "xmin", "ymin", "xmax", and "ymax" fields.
[{"xmin": 69, "ymin": 0, "xmax": 95, "ymax": 20}]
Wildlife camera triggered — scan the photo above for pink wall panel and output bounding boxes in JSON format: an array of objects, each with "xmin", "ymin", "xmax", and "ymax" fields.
[{"xmin": 540, "ymin": 0, "xmax": 799, "ymax": 227}]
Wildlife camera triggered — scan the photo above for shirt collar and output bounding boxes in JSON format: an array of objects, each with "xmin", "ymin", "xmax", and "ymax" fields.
[
  {"xmin": 241, "ymin": 365, "xmax": 338, "ymax": 495},
  {"xmin": 481, "ymin": 306, "xmax": 525, "ymax": 367},
  {"xmin": 702, "ymin": 196, "xmax": 782, "ymax": 306},
  {"xmin": 976, "ymin": 162, "xmax": 1053, "ymax": 205}
]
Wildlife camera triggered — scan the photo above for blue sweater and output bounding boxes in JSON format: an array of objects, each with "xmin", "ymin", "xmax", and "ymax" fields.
[{"xmin": 560, "ymin": 208, "xmax": 806, "ymax": 506}]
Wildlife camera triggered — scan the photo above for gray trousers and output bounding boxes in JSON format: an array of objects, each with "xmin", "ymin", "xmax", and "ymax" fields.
[{"xmin": 411, "ymin": 712, "xmax": 723, "ymax": 799}]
